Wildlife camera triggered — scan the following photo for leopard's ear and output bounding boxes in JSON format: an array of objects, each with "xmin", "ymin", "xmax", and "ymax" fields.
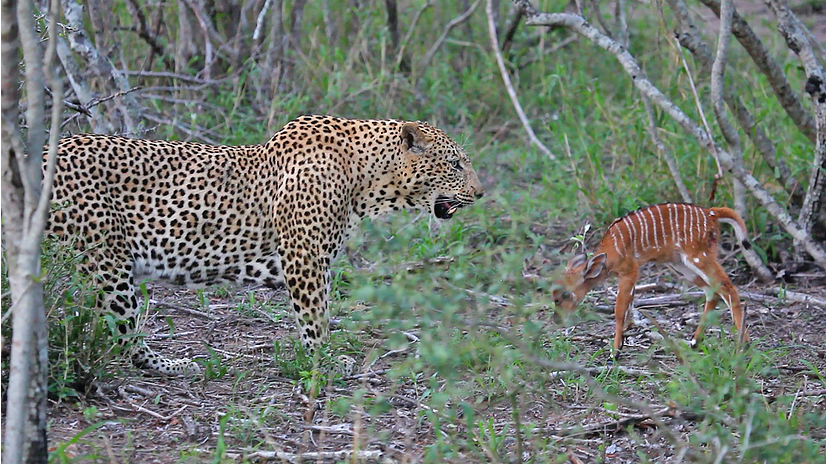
[{"xmin": 400, "ymin": 122, "xmax": 427, "ymax": 154}]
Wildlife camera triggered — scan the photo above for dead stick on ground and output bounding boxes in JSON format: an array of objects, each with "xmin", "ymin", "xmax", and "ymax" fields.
[
  {"xmin": 549, "ymin": 365, "xmax": 654, "ymax": 380},
  {"xmin": 131, "ymin": 403, "xmax": 187, "ymax": 421},
  {"xmin": 551, "ymin": 406, "xmax": 671, "ymax": 437},
  {"xmin": 246, "ymin": 449, "xmax": 383, "ymax": 463},
  {"xmin": 150, "ymin": 299, "xmax": 216, "ymax": 319},
  {"xmin": 597, "ymin": 289, "xmax": 825, "ymax": 310}
]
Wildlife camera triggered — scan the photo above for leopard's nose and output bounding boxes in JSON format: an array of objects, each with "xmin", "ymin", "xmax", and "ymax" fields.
[{"xmin": 475, "ymin": 189, "xmax": 485, "ymax": 199}]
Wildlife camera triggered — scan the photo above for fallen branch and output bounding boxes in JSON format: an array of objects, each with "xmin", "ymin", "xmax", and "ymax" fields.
[
  {"xmin": 150, "ymin": 299, "xmax": 215, "ymax": 320},
  {"xmin": 301, "ymin": 423, "xmax": 354, "ymax": 435},
  {"xmin": 743, "ymin": 287, "xmax": 826, "ymax": 307},
  {"xmin": 549, "ymin": 364, "xmax": 654, "ymax": 380},
  {"xmin": 550, "ymin": 404, "xmax": 708, "ymax": 438},
  {"xmin": 550, "ymin": 406, "xmax": 667, "ymax": 437},
  {"xmin": 246, "ymin": 449, "xmax": 383, "ymax": 463},
  {"xmin": 594, "ymin": 288, "xmax": 825, "ymax": 310}
]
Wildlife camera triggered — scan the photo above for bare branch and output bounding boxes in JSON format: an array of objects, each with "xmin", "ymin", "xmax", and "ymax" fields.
[
  {"xmin": 394, "ymin": 2, "xmax": 433, "ymax": 71},
  {"xmin": 708, "ymin": 0, "xmax": 771, "ymax": 280},
  {"xmin": 614, "ymin": 0, "xmax": 629, "ymax": 49},
  {"xmin": 510, "ymin": 0, "xmax": 825, "ymax": 267},
  {"xmin": 421, "ymin": 0, "xmax": 482, "ymax": 70},
  {"xmin": 33, "ymin": 0, "xmax": 64, "ymax": 246},
  {"xmin": 55, "ymin": 31, "xmax": 105, "ymax": 130},
  {"xmin": 767, "ymin": 0, "xmax": 826, "ymax": 258},
  {"xmin": 674, "ymin": 38, "xmax": 722, "ymax": 180},
  {"xmin": 587, "ymin": 0, "xmax": 615, "ymax": 38},
  {"xmin": 488, "ymin": 0, "xmax": 555, "ymax": 159},
  {"xmin": 500, "ymin": 6, "xmax": 523, "ymax": 53},
  {"xmin": 253, "ymin": 0, "xmax": 274, "ymax": 42},
  {"xmin": 698, "ymin": 0, "xmax": 818, "ymax": 144},
  {"xmin": 123, "ymin": 0, "xmax": 174, "ymax": 70},
  {"xmin": 59, "ymin": 0, "xmax": 141, "ymax": 133},
  {"xmin": 710, "ymin": 0, "xmax": 741, "ymax": 205},
  {"xmin": 182, "ymin": 0, "xmax": 217, "ymax": 79},
  {"xmin": 642, "ymin": 95, "xmax": 692, "ymax": 203},
  {"xmin": 121, "ymin": 69, "xmax": 215, "ymax": 83},
  {"xmin": 668, "ymin": 0, "xmax": 804, "ymax": 204},
  {"xmin": 766, "ymin": 0, "xmax": 825, "ymax": 81}
]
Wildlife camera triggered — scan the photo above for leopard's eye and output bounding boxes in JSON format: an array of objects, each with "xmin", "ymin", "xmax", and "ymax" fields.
[
  {"xmin": 562, "ymin": 291, "xmax": 571, "ymax": 300},
  {"xmin": 450, "ymin": 159, "xmax": 462, "ymax": 170}
]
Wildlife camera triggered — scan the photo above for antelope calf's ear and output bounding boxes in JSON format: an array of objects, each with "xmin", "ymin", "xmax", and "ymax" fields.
[
  {"xmin": 566, "ymin": 253, "xmax": 588, "ymax": 272},
  {"xmin": 584, "ymin": 253, "xmax": 607, "ymax": 279}
]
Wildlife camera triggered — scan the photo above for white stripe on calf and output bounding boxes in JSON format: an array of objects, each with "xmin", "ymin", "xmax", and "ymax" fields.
[{"xmin": 680, "ymin": 252, "xmax": 711, "ymax": 286}]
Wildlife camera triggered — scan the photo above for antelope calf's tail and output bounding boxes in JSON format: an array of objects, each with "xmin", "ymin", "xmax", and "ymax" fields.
[{"xmin": 709, "ymin": 207, "xmax": 751, "ymax": 250}]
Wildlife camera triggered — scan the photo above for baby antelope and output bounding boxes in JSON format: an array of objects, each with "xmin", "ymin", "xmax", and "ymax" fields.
[{"xmin": 552, "ymin": 203, "xmax": 750, "ymax": 357}]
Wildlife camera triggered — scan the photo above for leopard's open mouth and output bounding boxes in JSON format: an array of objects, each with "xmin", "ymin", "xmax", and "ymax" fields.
[{"xmin": 434, "ymin": 196, "xmax": 462, "ymax": 219}]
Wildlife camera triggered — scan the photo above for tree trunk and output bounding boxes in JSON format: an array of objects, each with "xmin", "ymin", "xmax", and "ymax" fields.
[{"xmin": 2, "ymin": 0, "xmax": 62, "ymax": 461}]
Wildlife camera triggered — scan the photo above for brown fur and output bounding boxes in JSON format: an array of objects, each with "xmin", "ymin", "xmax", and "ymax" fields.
[{"xmin": 552, "ymin": 203, "xmax": 749, "ymax": 355}]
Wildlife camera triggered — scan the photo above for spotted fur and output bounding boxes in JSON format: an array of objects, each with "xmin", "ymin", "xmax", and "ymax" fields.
[{"xmin": 47, "ymin": 115, "xmax": 484, "ymax": 374}]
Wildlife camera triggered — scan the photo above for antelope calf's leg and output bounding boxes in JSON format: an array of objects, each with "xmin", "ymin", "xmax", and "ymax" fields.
[
  {"xmin": 691, "ymin": 286, "xmax": 720, "ymax": 348},
  {"xmin": 611, "ymin": 273, "xmax": 638, "ymax": 362}
]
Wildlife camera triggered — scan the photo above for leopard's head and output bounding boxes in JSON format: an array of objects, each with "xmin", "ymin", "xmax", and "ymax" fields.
[{"xmin": 395, "ymin": 121, "xmax": 484, "ymax": 220}]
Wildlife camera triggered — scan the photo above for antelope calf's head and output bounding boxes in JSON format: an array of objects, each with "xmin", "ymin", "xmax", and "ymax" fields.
[{"xmin": 551, "ymin": 253, "xmax": 608, "ymax": 312}]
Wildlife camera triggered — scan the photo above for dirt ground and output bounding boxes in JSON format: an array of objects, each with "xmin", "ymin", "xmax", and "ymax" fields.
[{"xmin": 41, "ymin": 258, "xmax": 825, "ymax": 463}]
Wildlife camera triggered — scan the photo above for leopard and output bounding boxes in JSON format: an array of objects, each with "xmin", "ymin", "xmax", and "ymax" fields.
[{"xmin": 46, "ymin": 115, "xmax": 485, "ymax": 375}]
